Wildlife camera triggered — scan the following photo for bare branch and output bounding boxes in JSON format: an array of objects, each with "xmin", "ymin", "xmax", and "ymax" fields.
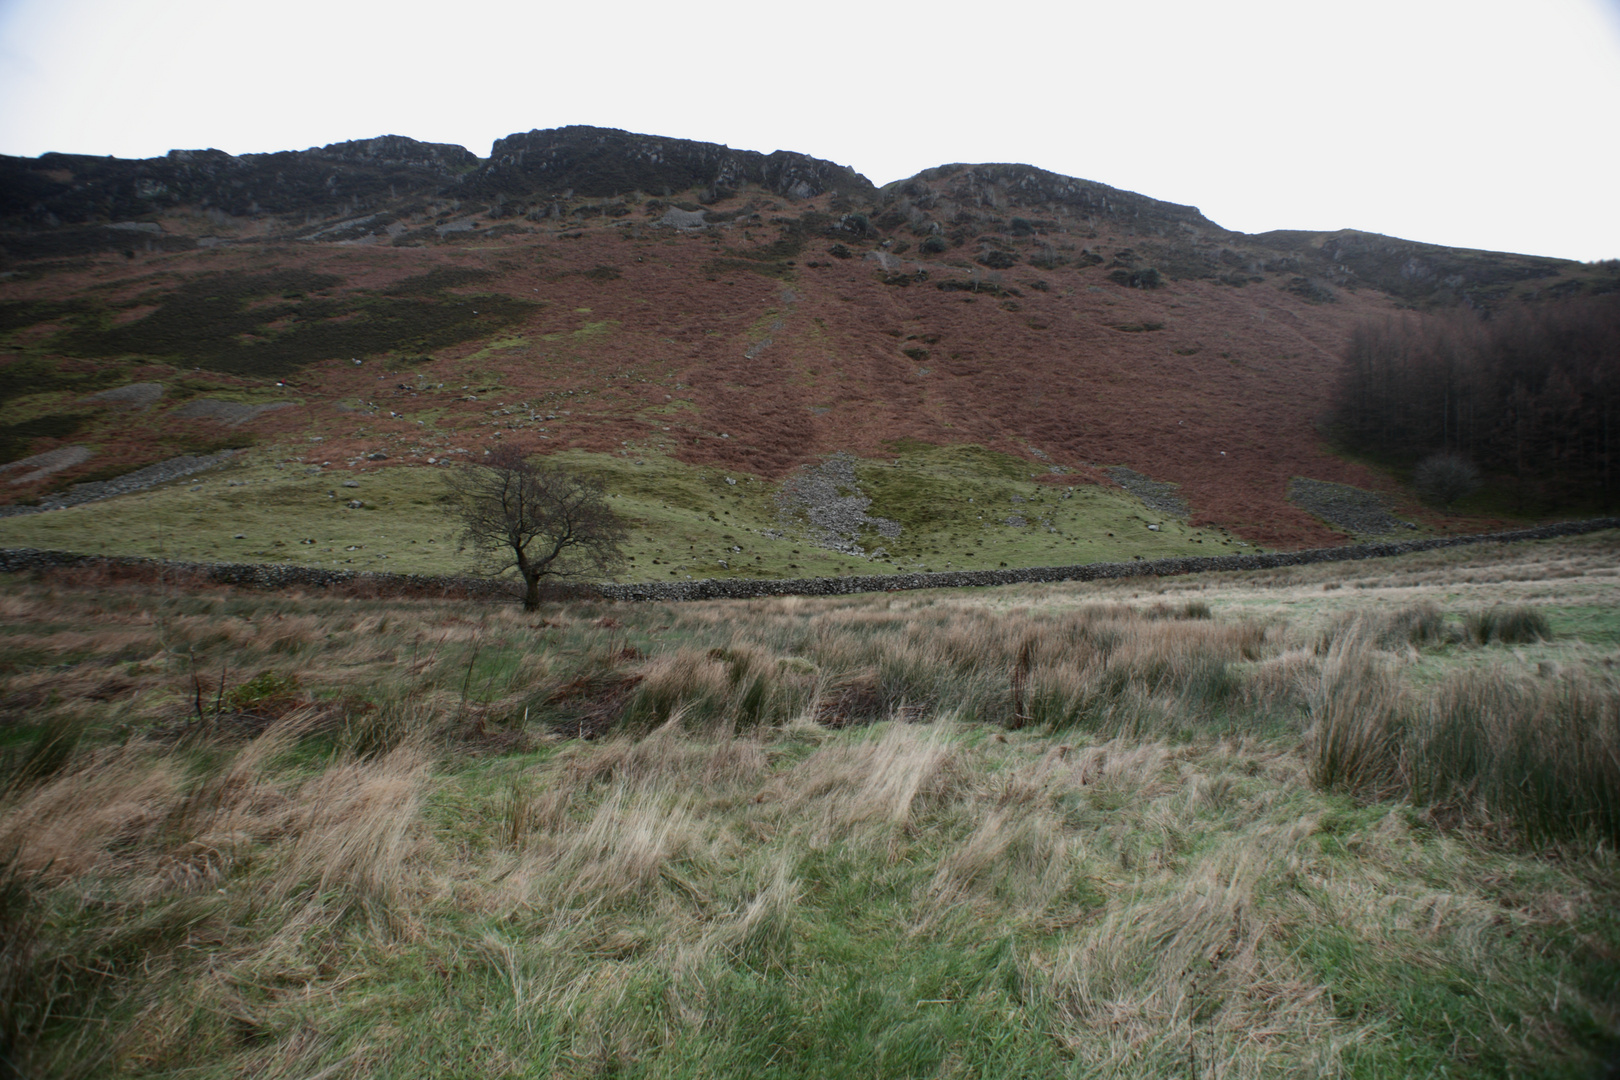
[{"xmin": 443, "ymin": 445, "xmax": 627, "ymax": 609}]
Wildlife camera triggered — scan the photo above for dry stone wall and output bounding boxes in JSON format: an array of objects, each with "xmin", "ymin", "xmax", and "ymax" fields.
[{"xmin": 3, "ymin": 518, "xmax": 1616, "ymax": 603}]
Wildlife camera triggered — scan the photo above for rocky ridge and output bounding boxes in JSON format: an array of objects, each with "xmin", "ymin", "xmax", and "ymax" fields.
[
  {"xmin": 467, "ymin": 126, "xmax": 877, "ymax": 204},
  {"xmin": 2, "ymin": 125, "xmax": 1601, "ymax": 307}
]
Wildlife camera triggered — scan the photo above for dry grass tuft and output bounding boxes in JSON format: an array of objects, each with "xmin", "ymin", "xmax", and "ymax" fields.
[
  {"xmin": 533, "ymin": 787, "xmax": 700, "ymax": 906},
  {"xmin": 1059, "ymin": 741, "xmax": 1175, "ymax": 796},
  {"xmin": 0, "ymin": 747, "xmax": 184, "ymax": 879},
  {"xmin": 705, "ymin": 852, "xmax": 800, "ymax": 972},
  {"xmin": 269, "ymin": 743, "xmax": 429, "ymax": 920},
  {"xmin": 927, "ymin": 804, "xmax": 1067, "ymax": 916},
  {"xmin": 548, "ymin": 712, "xmax": 768, "ymax": 799},
  {"xmin": 775, "ymin": 721, "xmax": 960, "ymax": 842},
  {"xmin": 1049, "ymin": 836, "xmax": 1343, "ymax": 1074}
]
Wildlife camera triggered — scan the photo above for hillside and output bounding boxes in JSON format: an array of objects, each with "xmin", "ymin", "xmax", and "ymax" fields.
[{"xmin": 2, "ymin": 126, "xmax": 1615, "ymax": 579}]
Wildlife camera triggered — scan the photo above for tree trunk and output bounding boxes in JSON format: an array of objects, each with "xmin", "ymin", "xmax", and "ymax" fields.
[{"xmin": 523, "ymin": 570, "xmax": 541, "ymax": 611}]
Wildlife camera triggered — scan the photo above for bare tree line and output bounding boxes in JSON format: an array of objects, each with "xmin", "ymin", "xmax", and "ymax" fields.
[{"xmin": 1329, "ymin": 294, "xmax": 1620, "ymax": 508}]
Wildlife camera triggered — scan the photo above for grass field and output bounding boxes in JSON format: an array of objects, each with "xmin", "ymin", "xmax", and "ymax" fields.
[
  {"xmin": 1, "ymin": 531, "xmax": 1617, "ymax": 1078},
  {"xmin": 0, "ymin": 442, "xmax": 1253, "ymax": 582}
]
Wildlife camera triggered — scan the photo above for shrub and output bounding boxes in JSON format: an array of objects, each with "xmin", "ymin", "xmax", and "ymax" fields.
[
  {"xmin": 1465, "ymin": 605, "xmax": 1550, "ymax": 645},
  {"xmin": 919, "ymin": 235, "xmax": 947, "ymax": 255},
  {"xmin": 1107, "ymin": 267, "xmax": 1162, "ymax": 289},
  {"xmin": 1284, "ymin": 276, "xmax": 1337, "ymax": 303},
  {"xmin": 836, "ymin": 213, "xmax": 874, "ymax": 238},
  {"xmin": 1412, "ymin": 452, "xmax": 1481, "ymax": 508},
  {"xmin": 1382, "ymin": 603, "xmax": 1451, "ymax": 648}
]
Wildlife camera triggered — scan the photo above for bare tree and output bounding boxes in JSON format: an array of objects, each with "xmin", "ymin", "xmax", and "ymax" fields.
[{"xmin": 445, "ymin": 445, "xmax": 627, "ymax": 610}]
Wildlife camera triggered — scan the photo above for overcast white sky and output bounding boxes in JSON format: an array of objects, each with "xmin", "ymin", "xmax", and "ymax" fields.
[{"xmin": 2, "ymin": 0, "xmax": 1617, "ymax": 261}]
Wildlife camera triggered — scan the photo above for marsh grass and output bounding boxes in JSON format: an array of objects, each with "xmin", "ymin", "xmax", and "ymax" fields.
[
  {"xmin": 1416, "ymin": 668, "xmax": 1620, "ymax": 843},
  {"xmin": 1308, "ymin": 631, "xmax": 1620, "ymax": 845},
  {"xmin": 1382, "ymin": 600, "xmax": 1451, "ymax": 648},
  {"xmin": 0, "ymin": 539, "xmax": 1617, "ymax": 1077},
  {"xmin": 1466, "ymin": 604, "xmax": 1552, "ymax": 645}
]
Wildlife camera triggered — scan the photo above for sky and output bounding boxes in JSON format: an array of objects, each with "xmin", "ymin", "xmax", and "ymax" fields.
[{"xmin": 2, "ymin": 0, "xmax": 1617, "ymax": 262}]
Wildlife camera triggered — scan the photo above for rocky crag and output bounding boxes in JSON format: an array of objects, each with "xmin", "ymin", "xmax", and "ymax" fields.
[{"xmin": 3, "ymin": 125, "xmax": 1600, "ymax": 307}]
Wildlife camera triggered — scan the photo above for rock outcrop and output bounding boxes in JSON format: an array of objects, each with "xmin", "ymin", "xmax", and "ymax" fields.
[
  {"xmin": 465, "ymin": 125, "xmax": 877, "ymax": 203},
  {"xmin": 882, "ymin": 163, "xmax": 1224, "ymax": 238},
  {"xmin": 0, "ymin": 135, "xmax": 477, "ymax": 245}
]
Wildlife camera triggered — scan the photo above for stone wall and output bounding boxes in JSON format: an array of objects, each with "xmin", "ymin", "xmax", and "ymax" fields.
[
  {"xmin": 2, "ymin": 517, "xmax": 1616, "ymax": 604},
  {"xmin": 0, "ymin": 548, "xmax": 519, "ymax": 601}
]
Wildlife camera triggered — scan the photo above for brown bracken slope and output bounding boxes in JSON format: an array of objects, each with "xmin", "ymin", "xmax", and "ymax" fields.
[{"xmin": 2, "ymin": 127, "xmax": 1613, "ymax": 547}]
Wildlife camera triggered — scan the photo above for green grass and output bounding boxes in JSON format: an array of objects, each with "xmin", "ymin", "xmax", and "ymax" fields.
[
  {"xmin": 0, "ymin": 535, "xmax": 1617, "ymax": 1076},
  {"xmin": 1549, "ymin": 603, "xmax": 1620, "ymax": 645},
  {"xmin": 0, "ymin": 442, "xmax": 1250, "ymax": 582}
]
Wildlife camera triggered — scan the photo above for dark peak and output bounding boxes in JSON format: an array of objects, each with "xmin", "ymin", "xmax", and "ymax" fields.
[
  {"xmin": 883, "ymin": 162, "xmax": 1224, "ymax": 237},
  {"xmin": 0, "ymin": 136, "xmax": 476, "ymax": 227},
  {"xmin": 151, "ymin": 136, "xmax": 477, "ymax": 177},
  {"xmin": 161, "ymin": 147, "xmax": 241, "ymax": 166},
  {"xmin": 1308, "ymin": 228, "xmax": 1570, "ymax": 268},
  {"xmin": 467, "ymin": 125, "xmax": 876, "ymax": 202},
  {"xmin": 306, "ymin": 135, "xmax": 479, "ymax": 172}
]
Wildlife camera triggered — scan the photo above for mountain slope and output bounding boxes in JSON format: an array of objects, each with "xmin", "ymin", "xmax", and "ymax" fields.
[{"xmin": 1, "ymin": 126, "xmax": 1613, "ymax": 577}]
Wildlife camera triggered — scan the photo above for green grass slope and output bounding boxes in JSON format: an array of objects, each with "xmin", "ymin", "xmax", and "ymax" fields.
[{"xmin": 0, "ymin": 441, "xmax": 1258, "ymax": 581}]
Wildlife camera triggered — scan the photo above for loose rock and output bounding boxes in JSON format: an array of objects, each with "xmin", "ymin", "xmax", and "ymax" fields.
[{"xmin": 1288, "ymin": 478, "xmax": 1413, "ymax": 536}]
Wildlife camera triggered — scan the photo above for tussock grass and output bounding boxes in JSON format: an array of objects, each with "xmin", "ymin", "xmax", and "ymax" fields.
[
  {"xmin": 1, "ymin": 532, "xmax": 1617, "ymax": 1077},
  {"xmin": 1047, "ymin": 831, "xmax": 1340, "ymax": 1075},
  {"xmin": 1306, "ymin": 634, "xmax": 1406, "ymax": 799},
  {"xmin": 1383, "ymin": 600, "xmax": 1450, "ymax": 648},
  {"xmin": 1466, "ymin": 603, "xmax": 1552, "ymax": 645},
  {"xmin": 1309, "ymin": 635, "xmax": 1620, "ymax": 845}
]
